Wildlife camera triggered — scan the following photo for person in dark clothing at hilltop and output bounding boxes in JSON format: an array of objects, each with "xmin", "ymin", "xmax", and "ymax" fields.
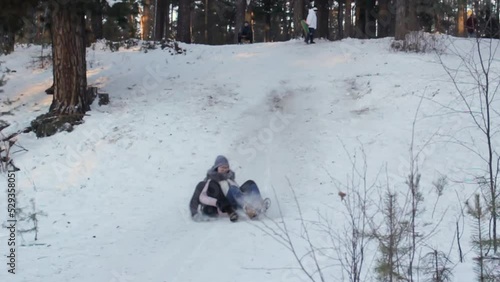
[
  {"xmin": 466, "ymin": 14, "xmax": 478, "ymax": 38},
  {"xmin": 238, "ymin": 21, "xmax": 253, "ymax": 44}
]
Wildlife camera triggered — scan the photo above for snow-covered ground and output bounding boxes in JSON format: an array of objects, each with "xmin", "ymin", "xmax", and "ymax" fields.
[{"xmin": 0, "ymin": 36, "xmax": 498, "ymax": 282}]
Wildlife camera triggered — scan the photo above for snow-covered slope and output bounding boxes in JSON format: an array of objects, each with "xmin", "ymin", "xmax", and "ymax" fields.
[{"xmin": 0, "ymin": 37, "xmax": 497, "ymax": 282}]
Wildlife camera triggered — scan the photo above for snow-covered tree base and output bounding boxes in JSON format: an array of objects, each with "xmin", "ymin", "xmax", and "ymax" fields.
[{"xmin": 30, "ymin": 112, "xmax": 83, "ymax": 138}]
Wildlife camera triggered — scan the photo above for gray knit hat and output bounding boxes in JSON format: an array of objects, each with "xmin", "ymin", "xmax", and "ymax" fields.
[{"xmin": 213, "ymin": 155, "xmax": 229, "ymax": 169}]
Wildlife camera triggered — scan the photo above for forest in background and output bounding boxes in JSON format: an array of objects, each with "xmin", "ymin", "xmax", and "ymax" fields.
[{"xmin": 1, "ymin": 0, "xmax": 500, "ymax": 51}]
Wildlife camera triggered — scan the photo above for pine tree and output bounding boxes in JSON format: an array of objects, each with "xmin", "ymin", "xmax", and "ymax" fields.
[{"xmin": 373, "ymin": 191, "xmax": 407, "ymax": 282}]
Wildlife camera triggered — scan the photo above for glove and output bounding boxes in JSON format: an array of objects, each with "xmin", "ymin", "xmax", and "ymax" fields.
[{"xmin": 216, "ymin": 200, "xmax": 229, "ymax": 212}]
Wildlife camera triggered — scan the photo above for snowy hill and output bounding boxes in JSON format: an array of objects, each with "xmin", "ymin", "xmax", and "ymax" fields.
[{"xmin": 0, "ymin": 37, "xmax": 498, "ymax": 282}]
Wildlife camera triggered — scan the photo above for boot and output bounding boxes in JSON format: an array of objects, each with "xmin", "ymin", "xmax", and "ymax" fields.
[
  {"xmin": 226, "ymin": 206, "xmax": 238, "ymax": 222},
  {"xmin": 244, "ymin": 204, "xmax": 258, "ymax": 219},
  {"xmin": 245, "ymin": 198, "xmax": 271, "ymax": 219},
  {"xmin": 229, "ymin": 211, "xmax": 238, "ymax": 222}
]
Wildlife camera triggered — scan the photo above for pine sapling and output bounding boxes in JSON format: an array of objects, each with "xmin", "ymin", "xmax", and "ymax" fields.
[
  {"xmin": 421, "ymin": 248, "xmax": 453, "ymax": 282},
  {"xmin": 466, "ymin": 194, "xmax": 488, "ymax": 282},
  {"xmin": 372, "ymin": 190, "xmax": 407, "ymax": 282}
]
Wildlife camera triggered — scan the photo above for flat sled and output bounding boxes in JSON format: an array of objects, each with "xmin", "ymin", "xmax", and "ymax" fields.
[
  {"xmin": 300, "ymin": 20, "xmax": 309, "ymax": 37},
  {"xmin": 192, "ymin": 199, "xmax": 271, "ymax": 222}
]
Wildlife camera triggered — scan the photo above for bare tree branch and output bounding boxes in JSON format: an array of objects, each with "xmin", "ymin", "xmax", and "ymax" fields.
[{"xmin": 286, "ymin": 176, "xmax": 326, "ymax": 282}]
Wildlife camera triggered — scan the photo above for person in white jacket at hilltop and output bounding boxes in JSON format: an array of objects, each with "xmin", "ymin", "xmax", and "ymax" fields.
[{"xmin": 305, "ymin": 7, "xmax": 318, "ymax": 44}]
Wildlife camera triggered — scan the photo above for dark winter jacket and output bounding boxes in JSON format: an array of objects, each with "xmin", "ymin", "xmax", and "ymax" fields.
[
  {"xmin": 189, "ymin": 169, "xmax": 237, "ymax": 217},
  {"xmin": 189, "ymin": 182, "xmax": 206, "ymax": 217},
  {"xmin": 240, "ymin": 25, "xmax": 252, "ymax": 37},
  {"xmin": 466, "ymin": 16, "xmax": 478, "ymax": 33}
]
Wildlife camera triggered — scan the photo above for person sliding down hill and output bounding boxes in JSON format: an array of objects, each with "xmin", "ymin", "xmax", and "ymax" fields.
[{"xmin": 189, "ymin": 155, "xmax": 270, "ymax": 222}]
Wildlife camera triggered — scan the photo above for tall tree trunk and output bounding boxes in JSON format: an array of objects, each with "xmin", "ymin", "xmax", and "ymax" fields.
[
  {"xmin": 141, "ymin": 0, "xmax": 152, "ymax": 40},
  {"xmin": 49, "ymin": 1, "xmax": 88, "ymax": 114},
  {"xmin": 90, "ymin": 0, "xmax": 104, "ymax": 40},
  {"xmin": 365, "ymin": 0, "xmax": 376, "ymax": 37},
  {"xmin": 24, "ymin": 5, "xmax": 38, "ymax": 44},
  {"xmin": 497, "ymin": 0, "xmax": 500, "ymax": 28},
  {"xmin": 235, "ymin": 0, "xmax": 246, "ymax": 43},
  {"xmin": 293, "ymin": 0, "xmax": 304, "ymax": 37},
  {"xmin": 435, "ymin": 10, "xmax": 441, "ymax": 33},
  {"xmin": 355, "ymin": 0, "xmax": 366, "ymax": 38},
  {"xmin": 345, "ymin": 0, "xmax": 352, "ymax": 37},
  {"xmin": 167, "ymin": 0, "xmax": 173, "ymax": 38},
  {"xmin": 395, "ymin": 0, "xmax": 407, "ymax": 40},
  {"xmin": 204, "ymin": 0, "xmax": 209, "ymax": 42},
  {"xmin": 407, "ymin": 0, "xmax": 418, "ymax": 32},
  {"xmin": 304, "ymin": 0, "xmax": 311, "ymax": 12},
  {"xmin": 378, "ymin": 0, "xmax": 390, "ymax": 37},
  {"xmin": 177, "ymin": 0, "xmax": 191, "ymax": 43},
  {"xmin": 0, "ymin": 29, "xmax": 15, "ymax": 55},
  {"xmin": 154, "ymin": 0, "xmax": 167, "ymax": 40},
  {"xmin": 129, "ymin": 11, "xmax": 137, "ymax": 38},
  {"xmin": 206, "ymin": 0, "xmax": 217, "ymax": 44},
  {"xmin": 337, "ymin": 1, "xmax": 344, "ymax": 39},
  {"xmin": 418, "ymin": 0, "xmax": 433, "ymax": 32},
  {"xmin": 457, "ymin": 0, "xmax": 466, "ymax": 36},
  {"xmin": 270, "ymin": 12, "xmax": 277, "ymax": 41},
  {"xmin": 190, "ymin": 7, "xmax": 194, "ymax": 42},
  {"xmin": 316, "ymin": 0, "xmax": 329, "ymax": 39},
  {"xmin": 388, "ymin": 0, "xmax": 396, "ymax": 36},
  {"xmin": 277, "ymin": 1, "xmax": 290, "ymax": 41},
  {"xmin": 283, "ymin": 0, "xmax": 290, "ymax": 40},
  {"xmin": 217, "ymin": 0, "xmax": 228, "ymax": 44},
  {"xmin": 264, "ymin": 0, "xmax": 273, "ymax": 42}
]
